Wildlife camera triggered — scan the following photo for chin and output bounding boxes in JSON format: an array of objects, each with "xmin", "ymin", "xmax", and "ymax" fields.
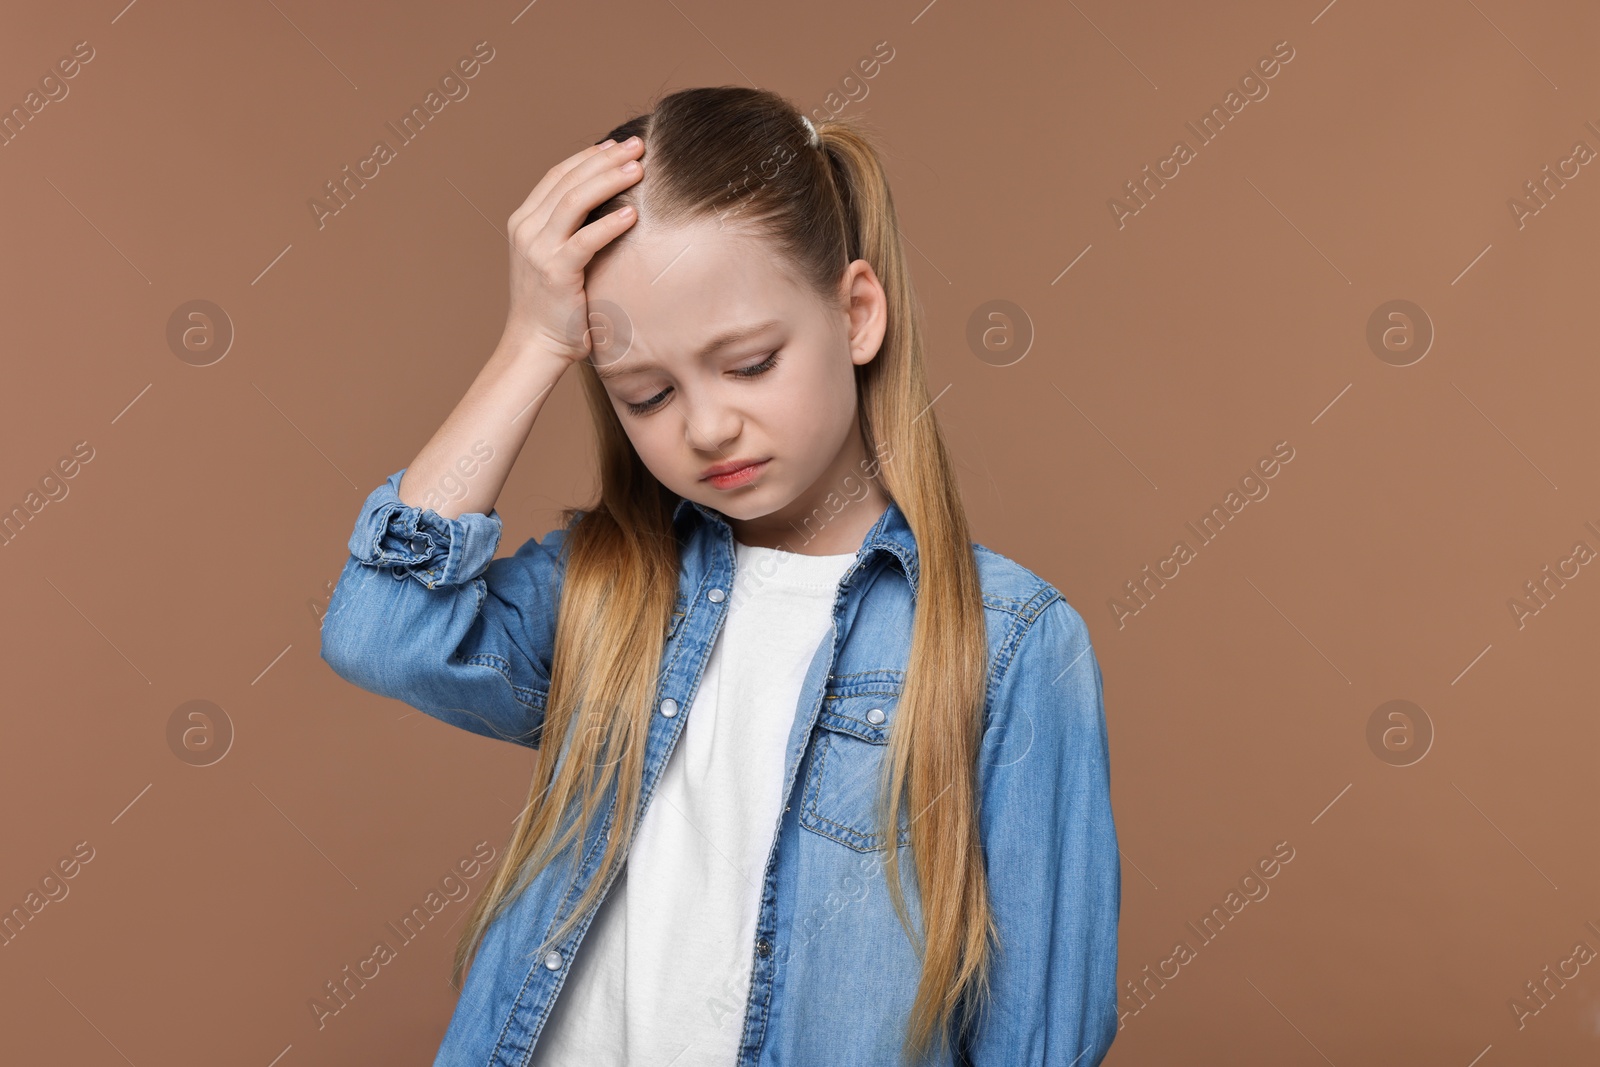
[
  {"xmin": 706, "ymin": 489, "xmax": 786, "ymax": 522},
  {"xmin": 706, "ymin": 496, "xmax": 766, "ymax": 520}
]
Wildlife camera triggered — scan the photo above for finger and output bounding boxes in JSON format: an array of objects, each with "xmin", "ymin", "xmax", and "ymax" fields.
[
  {"xmin": 534, "ymin": 158, "xmax": 644, "ymax": 260},
  {"xmin": 506, "ymin": 139, "xmax": 614, "ymax": 226},
  {"xmin": 513, "ymin": 137, "xmax": 644, "ymax": 235},
  {"xmin": 547, "ymin": 202, "xmax": 637, "ymax": 280}
]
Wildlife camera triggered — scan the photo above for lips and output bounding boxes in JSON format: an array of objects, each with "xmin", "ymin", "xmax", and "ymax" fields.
[
  {"xmin": 701, "ymin": 458, "xmax": 766, "ymax": 480},
  {"xmin": 701, "ymin": 458, "xmax": 770, "ymax": 490}
]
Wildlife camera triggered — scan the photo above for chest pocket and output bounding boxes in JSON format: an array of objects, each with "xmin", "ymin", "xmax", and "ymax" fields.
[{"xmin": 800, "ymin": 670, "xmax": 912, "ymax": 852}]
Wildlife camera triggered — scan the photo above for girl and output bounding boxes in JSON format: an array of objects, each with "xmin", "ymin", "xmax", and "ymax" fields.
[{"xmin": 320, "ymin": 86, "xmax": 1120, "ymax": 1067}]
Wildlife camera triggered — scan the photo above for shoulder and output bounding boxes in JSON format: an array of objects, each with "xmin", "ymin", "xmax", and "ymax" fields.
[
  {"xmin": 969, "ymin": 545, "xmax": 1107, "ymax": 796},
  {"xmin": 971, "ymin": 540, "xmax": 1062, "ymax": 624},
  {"xmin": 969, "ymin": 540, "xmax": 1097, "ymax": 709}
]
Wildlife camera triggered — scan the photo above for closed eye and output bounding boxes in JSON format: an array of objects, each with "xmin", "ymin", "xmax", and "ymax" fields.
[
  {"xmin": 732, "ymin": 350, "xmax": 782, "ymax": 378},
  {"xmin": 624, "ymin": 350, "xmax": 782, "ymax": 416}
]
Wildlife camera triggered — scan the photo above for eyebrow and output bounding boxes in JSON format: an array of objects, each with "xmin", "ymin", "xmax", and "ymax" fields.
[{"xmin": 592, "ymin": 318, "xmax": 782, "ymax": 381}]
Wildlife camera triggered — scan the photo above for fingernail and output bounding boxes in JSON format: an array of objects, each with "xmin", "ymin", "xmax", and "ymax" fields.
[{"xmin": 599, "ymin": 138, "xmax": 616, "ymax": 148}]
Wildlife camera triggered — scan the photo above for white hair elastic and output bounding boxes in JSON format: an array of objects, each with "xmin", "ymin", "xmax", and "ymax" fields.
[{"xmin": 800, "ymin": 115, "xmax": 820, "ymax": 149}]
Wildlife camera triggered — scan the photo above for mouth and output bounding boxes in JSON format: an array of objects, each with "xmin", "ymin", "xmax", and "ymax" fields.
[{"xmin": 701, "ymin": 458, "xmax": 770, "ymax": 490}]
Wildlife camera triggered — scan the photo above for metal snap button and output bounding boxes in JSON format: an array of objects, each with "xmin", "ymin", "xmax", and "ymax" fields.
[
  {"xmin": 409, "ymin": 536, "xmax": 429, "ymax": 554},
  {"xmin": 660, "ymin": 698, "xmax": 679, "ymax": 718},
  {"xmin": 756, "ymin": 938, "xmax": 771, "ymax": 957},
  {"xmin": 866, "ymin": 707, "xmax": 886, "ymax": 725},
  {"xmin": 707, "ymin": 588, "xmax": 725, "ymax": 603},
  {"xmin": 543, "ymin": 950, "xmax": 563, "ymax": 970}
]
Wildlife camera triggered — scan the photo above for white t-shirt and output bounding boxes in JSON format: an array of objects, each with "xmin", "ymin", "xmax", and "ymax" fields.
[{"xmin": 531, "ymin": 539, "xmax": 857, "ymax": 1066}]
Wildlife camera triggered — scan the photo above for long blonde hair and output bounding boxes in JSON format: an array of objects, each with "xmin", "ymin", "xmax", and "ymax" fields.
[{"xmin": 452, "ymin": 87, "xmax": 995, "ymax": 1063}]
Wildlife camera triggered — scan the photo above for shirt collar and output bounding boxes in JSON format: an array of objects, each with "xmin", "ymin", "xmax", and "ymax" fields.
[{"xmin": 672, "ymin": 493, "xmax": 920, "ymax": 594}]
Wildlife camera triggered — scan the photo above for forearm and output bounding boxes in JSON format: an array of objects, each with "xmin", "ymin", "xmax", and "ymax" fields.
[{"xmin": 398, "ymin": 340, "xmax": 571, "ymax": 519}]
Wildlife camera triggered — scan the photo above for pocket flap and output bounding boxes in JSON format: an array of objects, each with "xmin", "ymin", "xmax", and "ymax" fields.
[{"xmin": 816, "ymin": 669, "xmax": 903, "ymax": 744}]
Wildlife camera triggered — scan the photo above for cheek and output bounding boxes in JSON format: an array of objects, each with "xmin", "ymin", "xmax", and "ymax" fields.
[
  {"xmin": 795, "ymin": 365, "xmax": 857, "ymax": 441},
  {"xmin": 622, "ymin": 418, "xmax": 670, "ymax": 459},
  {"xmin": 754, "ymin": 389, "xmax": 815, "ymax": 446},
  {"xmin": 778, "ymin": 363, "xmax": 849, "ymax": 431},
  {"xmin": 606, "ymin": 401, "xmax": 658, "ymax": 455}
]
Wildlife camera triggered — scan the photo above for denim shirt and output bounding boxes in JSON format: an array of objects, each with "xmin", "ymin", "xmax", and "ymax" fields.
[{"xmin": 319, "ymin": 469, "xmax": 1120, "ymax": 1067}]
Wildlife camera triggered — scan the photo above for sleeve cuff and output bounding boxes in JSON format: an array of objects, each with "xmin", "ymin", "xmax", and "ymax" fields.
[{"xmin": 347, "ymin": 468, "xmax": 503, "ymax": 589}]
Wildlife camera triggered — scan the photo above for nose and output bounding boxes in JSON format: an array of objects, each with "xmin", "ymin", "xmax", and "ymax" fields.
[{"xmin": 680, "ymin": 388, "xmax": 742, "ymax": 455}]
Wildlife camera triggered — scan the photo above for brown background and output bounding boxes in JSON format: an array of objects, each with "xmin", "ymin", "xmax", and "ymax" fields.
[{"xmin": 3, "ymin": 1, "xmax": 1597, "ymax": 1063}]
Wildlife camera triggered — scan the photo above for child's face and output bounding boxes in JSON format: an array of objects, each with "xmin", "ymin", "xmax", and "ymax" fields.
[{"xmin": 584, "ymin": 216, "xmax": 888, "ymax": 543}]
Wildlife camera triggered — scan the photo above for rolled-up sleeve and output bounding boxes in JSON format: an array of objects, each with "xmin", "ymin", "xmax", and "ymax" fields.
[
  {"xmin": 318, "ymin": 468, "xmax": 575, "ymax": 747},
  {"xmin": 965, "ymin": 596, "xmax": 1120, "ymax": 1066}
]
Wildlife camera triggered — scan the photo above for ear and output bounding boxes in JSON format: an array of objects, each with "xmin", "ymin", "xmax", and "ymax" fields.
[{"xmin": 839, "ymin": 259, "xmax": 888, "ymax": 369}]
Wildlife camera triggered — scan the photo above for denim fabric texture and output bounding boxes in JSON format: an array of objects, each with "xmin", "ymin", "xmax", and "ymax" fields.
[{"xmin": 320, "ymin": 468, "xmax": 1121, "ymax": 1066}]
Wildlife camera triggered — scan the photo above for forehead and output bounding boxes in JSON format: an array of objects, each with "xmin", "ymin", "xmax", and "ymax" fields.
[{"xmin": 584, "ymin": 218, "xmax": 814, "ymax": 372}]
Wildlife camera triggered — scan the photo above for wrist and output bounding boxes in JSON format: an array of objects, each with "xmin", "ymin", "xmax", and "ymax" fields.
[{"xmin": 492, "ymin": 334, "xmax": 578, "ymax": 372}]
